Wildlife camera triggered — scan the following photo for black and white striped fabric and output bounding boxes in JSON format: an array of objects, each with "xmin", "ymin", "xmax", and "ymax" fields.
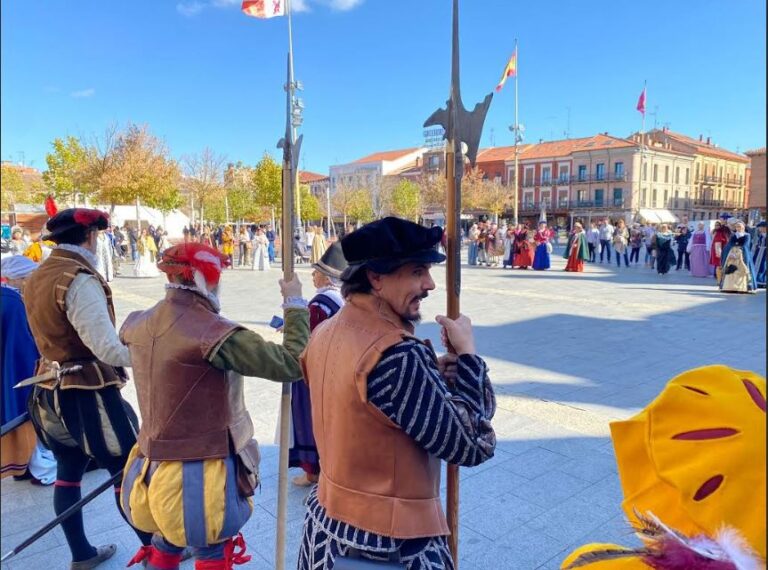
[{"xmin": 298, "ymin": 339, "xmax": 496, "ymax": 569}]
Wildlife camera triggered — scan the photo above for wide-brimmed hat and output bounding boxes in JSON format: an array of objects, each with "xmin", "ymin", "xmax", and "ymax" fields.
[
  {"xmin": 43, "ymin": 208, "xmax": 109, "ymax": 242},
  {"xmin": 312, "ymin": 241, "xmax": 348, "ymax": 279},
  {"xmin": 340, "ymin": 217, "xmax": 446, "ymax": 280}
]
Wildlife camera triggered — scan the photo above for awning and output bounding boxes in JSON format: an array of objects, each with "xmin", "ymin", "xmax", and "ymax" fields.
[{"xmin": 638, "ymin": 208, "xmax": 679, "ymax": 224}]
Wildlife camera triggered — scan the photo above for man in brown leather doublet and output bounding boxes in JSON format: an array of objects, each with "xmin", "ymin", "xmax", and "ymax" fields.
[{"xmin": 298, "ymin": 217, "xmax": 497, "ymax": 570}]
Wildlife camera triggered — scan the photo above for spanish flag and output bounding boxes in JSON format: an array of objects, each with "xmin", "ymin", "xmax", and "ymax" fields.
[
  {"xmin": 242, "ymin": 0, "xmax": 285, "ymax": 18},
  {"xmin": 495, "ymin": 48, "xmax": 517, "ymax": 92}
]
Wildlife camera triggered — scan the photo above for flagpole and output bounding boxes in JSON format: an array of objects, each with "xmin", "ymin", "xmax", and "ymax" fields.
[
  {"xmin": 513, "ymin": 39, "xmax": 519, "ymax": 226},
  {"xmin": 637, "ymin": 80, "xmax": 646, "ymax": 224}
]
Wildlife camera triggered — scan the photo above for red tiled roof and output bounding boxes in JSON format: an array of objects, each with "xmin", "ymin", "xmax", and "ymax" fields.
[
  {"xmin": 299, "ymin": 171, "xmax": 327, "ymax": 183},
  {"xmin": 745, "ymin": 147, "xmax": 766, "ymax": 156},
  {"xmin": 571, "ymin": 133, "xmax": 637, "ymax": 152},
  {"xmin": 353, "ymin": 148, "xmax": 421, "ymax": 164},
  {"xmin": 517, "ymin": 137, "xmax": 593, "ymax": 160},
  {"xmin": 661, "ymin": 130, "xmax": 749, "ymax": 162},
  {"xmin": 476, "ymin": 146, "xmax": 524, "ymax": 162}
]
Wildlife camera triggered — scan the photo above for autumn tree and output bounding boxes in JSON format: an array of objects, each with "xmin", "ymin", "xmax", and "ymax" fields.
[
  {"xmin": 0, "ymin": 164, "xmax": 43, "ymax": 212},
  {"xmin": 331, "ymin": 180, "xmax": 356, "ymax": 230},
  {"xmin": 251, "ymin": 153, "xmax": 282, "ymax": 218},
  {"xmin": 300, "ymin": 185, "xmax": 322, "ymax": 222},
  {"xmin": 418, "ymin": 172, "xmax": 447, "ymax": 215},
  {"xmin": 100, "ymin": 124, "xmax": 181, "ymax": 227},
  {"xmin": 348, "ymin": 188, "xmax": 374, "ymax": 224},
  {"xmin": 387, "ymin": 179, "xmax": 421, "ymax": 221},
  {"xmin": 43, "ymin": 136, "xmax": 91, "ymax": 206},
  {"xmin": 182, "ymin": 147, "xmax": 227, "ymax": 223}
]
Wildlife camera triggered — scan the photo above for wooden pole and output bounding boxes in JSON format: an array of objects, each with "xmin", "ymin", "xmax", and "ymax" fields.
[{"xmin": 444, "ymin": 139, "xmax": 460, "ymax": 564}]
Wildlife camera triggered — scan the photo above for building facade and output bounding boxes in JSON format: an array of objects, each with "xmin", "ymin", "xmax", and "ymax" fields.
[{"xmin": 745, "ymin": 148, "xmax": 766, "ymax": 218}]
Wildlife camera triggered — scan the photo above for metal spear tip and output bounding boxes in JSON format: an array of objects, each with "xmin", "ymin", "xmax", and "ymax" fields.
[{"xmin": 1, "ymin": 550, "xmax": 14, "ymax": 562}]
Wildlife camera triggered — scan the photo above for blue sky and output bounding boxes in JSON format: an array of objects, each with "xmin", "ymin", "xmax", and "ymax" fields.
[{"xmin": 2, "ymin": 0, "xmax": 765, "ymax": 175}]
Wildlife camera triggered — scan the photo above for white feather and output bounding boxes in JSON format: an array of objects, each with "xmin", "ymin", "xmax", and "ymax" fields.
[{"xmin": 714, "ymin": 526, "xmax": 764, "ymax": 570}]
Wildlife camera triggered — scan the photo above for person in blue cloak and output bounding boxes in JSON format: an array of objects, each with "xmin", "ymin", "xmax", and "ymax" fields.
[
  {"xmin": 752, "ymin": 221, "xmax": 766, "ymax": 288},
  {"xmin": 1, "ymin": 255, "xmax": 56, "ymax": 485},
  {"xmin": 719, "ymin": 219, "xmax": 758, "ymax": 293}
]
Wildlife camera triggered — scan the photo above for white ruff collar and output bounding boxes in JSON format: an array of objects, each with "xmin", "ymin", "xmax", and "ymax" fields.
[{"xmin": 165, "ymin": 282, "xmax": 221, "ymax": 313}]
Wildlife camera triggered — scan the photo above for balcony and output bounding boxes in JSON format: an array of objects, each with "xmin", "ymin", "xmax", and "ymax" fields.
[
  {"xmin": 570, "ymin": 199, "xmax": 627, "ymax": 209},
  {"xmin": 517, "ymin": 200, "xmax": 570, "ymax": 212},
  {"xmin": 695, "ymin": 175, "xmax": 723, "ymax": 184},
  {"xmin": 692, "ymin": 198, "xmax": 744, "ymax": 209},
  {"xmin": 571, "ymin": 172, "xmax": 629, "ymax": 183}
]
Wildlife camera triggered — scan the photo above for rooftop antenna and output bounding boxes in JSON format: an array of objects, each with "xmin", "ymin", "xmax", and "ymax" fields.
[
  {"xmin": 490, "ymin": 127, "xmax": 496, "ymax": 147},
  {"xmin": 649, "ymin": 106, "xmax": 659, "ymax": 130}
]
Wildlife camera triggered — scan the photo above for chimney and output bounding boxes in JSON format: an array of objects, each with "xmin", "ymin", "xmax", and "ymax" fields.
[
  {"xmin": 539, "ymin": 138, "xmax": 543, "ymax": 144},
  {"xmin": 603, "ymin": 131, "xmax": 608, "ymax": 136},
  {"xmin": 662, "ymin": 126, "xmax": 668, "ymax": 133},
  {"xmin": 699, "ymin": 134, "xmax": 703, "ymax": 142},
  {"xmin": 706, "ymin": 137, "xmax": 711, "ymax": 145}
]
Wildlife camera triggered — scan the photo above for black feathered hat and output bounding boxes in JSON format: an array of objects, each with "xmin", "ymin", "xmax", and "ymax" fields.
[
  {"xmin": 43, "ymin": 208, "xmax": 109, "ymax": 242},
  {"xmin": 340, "ymin": 217, "xmax": 446, "ymax": 280},
  {"xmin": 312, "ymin": 241, "xmax": 348, "ymax": 279}
]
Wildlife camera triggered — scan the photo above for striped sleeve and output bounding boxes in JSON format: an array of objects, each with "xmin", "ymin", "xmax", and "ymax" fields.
[{"xmin": 367, "ymin": 340, "xmax": 496, "ymax": 467}]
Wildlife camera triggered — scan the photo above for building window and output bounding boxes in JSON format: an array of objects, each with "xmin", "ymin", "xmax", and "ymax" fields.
[
  {"xmin": 594, "ymin": 189, "xmax": 604, "ymax": 206},
  {"xmin": 643, "ymin": 163, "xmax": 648, "ymax": 181},
  {"xmin": 663, "ymin": 189, "xmax": 669, "ymax": 205},
  {"xmin": 541, "ymin": 191, "xmax": 551, "ymax": 206},
  {"xmin": 652, "ymin": 188, "xmax": 657, "ymax": 207},
  {"xmin": 524, "ymin": 192, "xmax": 534, "ymax": 207},
  {"xmin": 675, "ymin": 167, "xmax": 680, "ymax": 184},
  {"xmin": 428, "ymin": 155, "xmax": 440, "ymax": 169},
  {"xmin": 614, "ymin": 162, "xmax": 624, "ymax": 179},
  {"xmin": 641, "ymin": 188, "xmax": 647, "ymax": 207},
  {"xmin": 613, "ymin": 188, "xmax": 623, "ymax": 206},
  {"xmin": 719, "ymin": 166, "xmax": 723, "ymax": 179},
  {"xmin": 524, "ymin": 167, "xmax": 534, "ymax": 187},
  {"xmin": 664, "ymin": 165, "xmax": 670, "ymax": 183},
  {"xmin": 558, "ymin": 165, "xmax": 569, "ymax": 183},
  {"xmin": 578, "ymin": 165, "xmax": 587, "ymax": 181},
  {"xmin": 542, "ymin": 166, "xmax": 551, "ymax": 184},
  {"xmin": 653, "ymin": 164, "xmax": 658, "ymax": 182},
  {"xmin": 577, "ymin": 189, "xmax": 587, "ymax": 203},
  {"xmin": 685, "ymin": 168, "xmax": 690, "ymax": 184},
  {"xmin": 595, "ymin": 163, "xmax": 605, "ymax": 181}
]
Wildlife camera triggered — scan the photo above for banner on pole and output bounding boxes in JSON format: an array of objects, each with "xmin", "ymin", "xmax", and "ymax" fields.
[
  {"xmin": 495, "ymin": 47, "xmax": 517, "ymax": 92},
  {"xmin": 636, "ymin": 86, "xmax": 646, "ymax": 116},
  {"xmin": 242, "ymin": 0, "xmax": 285, "ymax": 18}
]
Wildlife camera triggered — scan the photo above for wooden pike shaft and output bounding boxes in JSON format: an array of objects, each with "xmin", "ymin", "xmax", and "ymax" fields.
[
  {"xmin": 276, "ymin": 152, "xmax": 295, "ymax": 570},
  {"xmin": 444, "ymin": 140, "xmax": 460, "ymax": 565}
]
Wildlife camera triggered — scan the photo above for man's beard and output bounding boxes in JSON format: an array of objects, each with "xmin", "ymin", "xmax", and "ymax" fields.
[{"xmin": 400, "ymin": 292, "xmax": 428, "ymax": 326}]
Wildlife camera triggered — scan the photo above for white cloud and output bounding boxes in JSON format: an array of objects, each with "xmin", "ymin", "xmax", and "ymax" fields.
[
  {"xmin": 177, "ymin": 1, "xmax": 205, "ymax": 17},
  {"xmin": 292, "ymin": 0, "xmax": 311, "ymax": 12},
  {"xmin": 71, "ymin": 88, "xmax": 95, "ymax": 98},
  {"xmin": 327, "ymin": 0, "xmax": 362, "ymax": 10},
  {"xmin": 210, "ymin": 0, "xmax": 239, "ymax": 6}
]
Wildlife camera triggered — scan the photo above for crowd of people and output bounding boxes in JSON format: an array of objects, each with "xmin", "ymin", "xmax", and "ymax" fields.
[{"xmin": 461, "ymin": 214, "xmax": 766, "ymax": 293}]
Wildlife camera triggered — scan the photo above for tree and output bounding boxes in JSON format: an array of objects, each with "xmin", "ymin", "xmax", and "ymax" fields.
[
  {"xmin": 348, "ymin": 188, "xmax": 374, "ymax": 224},
  {"xmin": 387, "ymin": 179, "xmax": 421, "ymax": 221},
  {"xmin": 100, "ymin": 124, "xmax": 181, "ymax": 227},
  {"xmin": 182, "ymin": 147, "xmax": 227, "ymax": 223},
  {"xmin": 1, "ymin": 164, "xmax": 24, "ymax": 212},
  {"xmin": 300, "ymin": 185, "xmax": 322, "ymax": 222},
  {"xmin": 418, "ymin": 172, "xmax": 447, "ymax": 215},
  {"xmin": 331, "ymin": 180, "xmax": 356, "ymax": 229},
  {"xmin": 43, "ymin": 136, "xmax": 91, "ymax": 206},
  {"xmin": 251, "ymin": 153, "xmax": 282, "ymax": 217}
]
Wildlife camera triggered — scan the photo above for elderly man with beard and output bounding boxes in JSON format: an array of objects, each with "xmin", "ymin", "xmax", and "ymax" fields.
[
  {"xmin": 118, "ymin": 242, "xmax": 309, "ymax": 570},
  {"xmin": 298, "ymin": 217, "xmax": 497, "ymax": 570}
]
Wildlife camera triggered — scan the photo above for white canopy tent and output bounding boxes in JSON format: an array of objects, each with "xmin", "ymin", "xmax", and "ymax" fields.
[
  {"xmin": 105, "ymin": 205, "xmax": 190, "ymax": 239},
  {"xmin": 637, "ymin": 208, "xmax": 679, "ymax": 224}
]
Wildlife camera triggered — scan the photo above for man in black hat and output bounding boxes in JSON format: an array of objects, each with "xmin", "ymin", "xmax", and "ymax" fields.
[
  {"xmin": 298, "ymin": 217, "xmax": 497, "ymax": 569},
  {"xmin": 22, "ymin": 208, "xmax": 152, "ymax": 569}
]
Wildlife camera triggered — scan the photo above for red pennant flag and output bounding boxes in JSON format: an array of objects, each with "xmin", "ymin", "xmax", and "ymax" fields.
[
  {"xmin": 44, "ymin": 194, "xmax": 58, "ymax": 218},
  {"xmin": 242, "ymin": 0, "xmax": 285, "ymax": 18},
  {"xmin": 636, "ymin": 87, "xmax": 646, "ymax": 116}
]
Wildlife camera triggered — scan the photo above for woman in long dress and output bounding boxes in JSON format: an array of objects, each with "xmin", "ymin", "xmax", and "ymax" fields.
[
  {"xmin": 532, "ymin": 221, "xmax": 552, "ymax": 270},
  {"xmin": 513, "ymin": 224, "xmax": 534, "ymax": 269},
  {"xmin": 709, "ymin": 220, "xmax": 731, "ymax": 282},
  {"xmin": 564, "ymin": 222, "xmax": 588, "ymax": 272},
  {"xmin": 502, "ymin": 227, "xmax": 515, "ymax": 268},
  {"xmin": 687, "ymin": 222, "xmax": 712, "ymax": 277},
  {"xmin": 719, "ymin": 220, "xmax": 757, "ymax": 293},
  {"xmin": 133, "ymin": 229, "xmax": 159, "ymax": 277},
  {"xmin": 752, "ymin": 221, "xmax": 766, "ymax": 288},
  {"xmin": 310, "ymin": 226, "xmax": 327, "ymax": 264},
  {"xmin": 654, "ymin": 224, "xmax": 675, "ymax": 275},
  {"xmin": 251, "ymin": 228, "xmax": 270, "ymax": 271},
  {"xmin": 220, "ymin": 225, "xmax": 234, "ymax": 268}
]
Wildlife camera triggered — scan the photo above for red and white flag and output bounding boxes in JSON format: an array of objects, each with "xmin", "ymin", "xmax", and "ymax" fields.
[
  {"xmin": 242, "ymin": 0, "xmax": 285, "ymax": 18},
  {"xmin": 636, "ymin": 86, "xmax": 646, "ymax": 116}
]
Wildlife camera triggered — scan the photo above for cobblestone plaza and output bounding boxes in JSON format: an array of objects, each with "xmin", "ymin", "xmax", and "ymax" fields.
[{"xmin": 2, "ymin": 252, "xmax": 764, "ymax": 570}]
